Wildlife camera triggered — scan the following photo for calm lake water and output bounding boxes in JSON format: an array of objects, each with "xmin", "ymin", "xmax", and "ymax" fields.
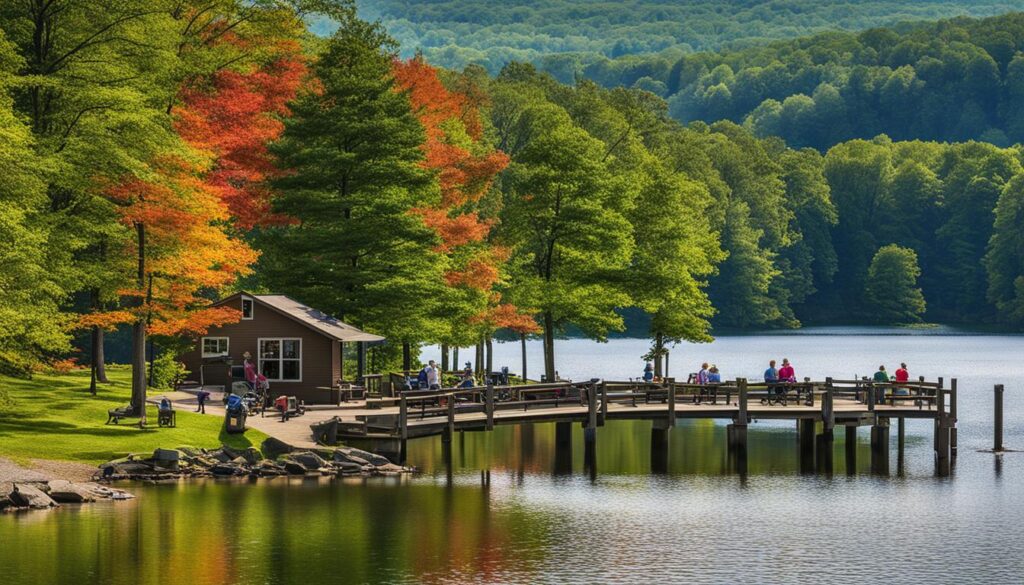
[{"xmin": 4, "ymin": 328, "xmax": 1024, "ymax": 584}]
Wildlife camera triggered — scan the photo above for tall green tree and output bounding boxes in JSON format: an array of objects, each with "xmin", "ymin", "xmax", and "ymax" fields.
[
  {"xmin": 984, "ymin": 174, "xmax": 1024, "ymax": 325},
  {"xmin": 497, "ymin": 97, "xmax": 633, "ymax": 381},
  {"xmin": 864, "ymin": 244, "xmax": 926, "ymax": 324},
  {"xmin": 261, "ymin": 15, "xmax": 445, "ymax": 363},
  {"xmin": 0, "ymin": 31, "xmax": 69, "ymax": 374}
]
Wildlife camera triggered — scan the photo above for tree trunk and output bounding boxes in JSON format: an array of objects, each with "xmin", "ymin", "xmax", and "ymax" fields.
[
  {"xmin": 474, "ymin": 340, "xmax": 483, "ymax": 377},
  {"xmin": 543, "ymin": 311, "xmax": 555, "ymax": 382},
  {"xmin": 653, "ymin": 332, "xmax": 664, "ymax": 378},
  {"xmin": 145, "ymin": 274, "xmax": 156, "ymax": 388},
  {"xmin": 520, "ymin": 333, "xmax": 527, "ymax": 382},
  {"xmin": 440, "ymin": 343, "xmax": 449, "ymax": 374},
  {"xmin": 130, "ymin": 222, "xmax": 147, "ymax": 421},
  {"xmin": 92, "ymin": 326, "xmax": 108, "ymax": 383},
  {"xmin": 402, "ymin": 342, "xmax": 411, "ymax": 372},
  {"xmin": 89, "ymin": 359, "xmax": 97, "ymax": 396},
  {"xmin": 453, "ymin": 347, "xmax": 459, "ymax": 371},
  {"xmin": 485, "ymin": 336, "xmax": 493, "ymax": 374}
]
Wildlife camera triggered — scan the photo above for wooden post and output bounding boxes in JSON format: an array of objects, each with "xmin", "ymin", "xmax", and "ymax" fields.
[
  {"xmin": 897, "ymin": 417, "xmax": 905, "ymax": 474},
  {"xmin": 443, "ymin": 396, "xmax": 455, "ymax": 444},
  {"xmin": 485, "ymin": 384, "xmax": 495, "ymax": 430},
  {"xmin": 399, "ymin": 394, "xmax": 408, "ymax": 440},
  {"xmin": 737, "ymin": 378, "xmax": 748, "ymax": 426},
  {"xmin": 994, "ymin": 384, "xmax": 1004, "ymax": 452},
  {"xmin": 667, "ymin": 377, "xmax": 676, "ymax": 428},
  {"xmin": 587, "ymin": 382, "xmax": 598, "ymax": 431},
  {"xmin": 950, "ymin": 378, "xmax": 958, "ymax": 457},
  {"xmin": 600, "ymin": 381, "xmax": 608, "ymax": 424},
  {"xmin": 870, "ymin": 417, "xmax": 890, "ymax": 475},
  {"xmin": 845, "ymin": 425, "xmax": 857, "ymax": 474}
]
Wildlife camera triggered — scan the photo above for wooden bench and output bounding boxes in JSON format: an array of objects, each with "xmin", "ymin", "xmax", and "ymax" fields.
[{"xmin": 106, "ymin": 406, "xmax": 144, "ymax": 428}]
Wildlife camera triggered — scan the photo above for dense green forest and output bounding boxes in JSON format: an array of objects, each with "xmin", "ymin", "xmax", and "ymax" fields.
[
  {"xmin": 585, "ymin": 12, "xmax": 1024, "ymax": 149},
  {"xmin": 5, "ymin": 1, "xmax": 1024, "ymax": 385},
  {"xmin": 326, "ymin": 0, "xmax": 1024, "ymax": 76}
]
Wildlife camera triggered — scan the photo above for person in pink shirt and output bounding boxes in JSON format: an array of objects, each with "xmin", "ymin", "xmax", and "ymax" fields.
[
  {"xmin": 778, "ymin": 358, "xmax": 796, "ymax": 383},
  {"xmin": 243, "ymin": 351, "xmax": 258, "ymax": 391}
]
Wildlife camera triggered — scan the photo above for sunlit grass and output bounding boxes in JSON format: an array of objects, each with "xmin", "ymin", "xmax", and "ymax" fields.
[{"xmin": 0, "ymin": 366, "xmax": 267, "ymax": 466}]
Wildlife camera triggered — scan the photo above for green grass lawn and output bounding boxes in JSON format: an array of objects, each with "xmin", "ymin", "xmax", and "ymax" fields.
[{"xmin": 0, "ymin": 366, "xmax": 267, "ymax": 466}]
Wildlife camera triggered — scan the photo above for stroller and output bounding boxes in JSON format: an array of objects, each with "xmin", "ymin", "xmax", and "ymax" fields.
[{"xmin": 244, "ymin": 375, "xmax": 270, "ymax": 417}]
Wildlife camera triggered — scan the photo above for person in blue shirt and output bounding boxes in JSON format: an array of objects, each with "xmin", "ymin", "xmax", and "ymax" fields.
[
  {"xmin": 764, "ymin": 360, "xmax": 779, "ymax": 383},
  {"xmin": 642, "ymin": 362, "xmax": 654, "ymax": 383},
  {"xmin": 707, "ymin": 365, "xmax": 721, "ymax": 383}
]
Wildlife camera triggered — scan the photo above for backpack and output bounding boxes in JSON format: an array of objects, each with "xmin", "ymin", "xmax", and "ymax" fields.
[{"xmin": 417, "ymin": 367, "xmax": 429, "ymax": 387}]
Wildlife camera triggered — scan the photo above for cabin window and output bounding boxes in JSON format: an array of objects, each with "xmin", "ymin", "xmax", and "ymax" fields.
[
  {"xmin": 241, "ymin": 297, "xmax": 254, "ymax": 320},
  {"xmin": 201, "ymin": 337, "xmax": 229, "ymax": 358},
  {"xmin": 258, "ymin": 338, "xmax": 301, "ymax": 381}
]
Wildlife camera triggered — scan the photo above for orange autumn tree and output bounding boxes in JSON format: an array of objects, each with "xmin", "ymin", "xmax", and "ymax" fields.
[
  {"xmin": 393, "ymin": 56, "xmax": 534, "ymax": 373},
  {"xmin": 175, "ymin": 43, "xmax": 306, "ymax": 229},
  {"xmin": 81, "ymin": 20, "xmax": 308, "ymax": 414}
]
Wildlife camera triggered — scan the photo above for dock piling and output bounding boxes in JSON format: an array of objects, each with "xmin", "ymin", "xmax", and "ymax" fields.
[
  {"xmin": 994, "ymin": 383, "xmax": 1004, "ymax": 452},
  {"xmin": 870, "ymin": 418, "xmax": 890, "ymax": 475},
  {"xmin": 845, "ymin": 425, "xmax": 857, "ymax": 474}
]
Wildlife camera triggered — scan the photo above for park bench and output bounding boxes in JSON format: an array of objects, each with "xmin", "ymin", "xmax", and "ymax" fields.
[{"xmin": 106, "ymin": 406, "xmax": 144, "ymax": 428}]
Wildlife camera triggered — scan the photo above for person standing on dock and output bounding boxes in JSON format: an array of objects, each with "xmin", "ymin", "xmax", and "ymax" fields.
[{"xmin": 778, "ymin": 358, "xmax": 795, "ymax": 383}]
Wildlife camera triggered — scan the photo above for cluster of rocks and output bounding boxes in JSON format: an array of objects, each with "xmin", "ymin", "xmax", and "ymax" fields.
[
  {"xmin": 1, "ymin": 480, "xmax": 133, "ymax": 511},
  {"xmin": 98, "ymin": 438, "xmax": 411, "ymax": 481}
]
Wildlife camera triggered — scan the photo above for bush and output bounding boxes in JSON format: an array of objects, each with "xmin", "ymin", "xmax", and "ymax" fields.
[{"xmin": 149, "ymin": 351, "xmax": 189, "ymax": 390}]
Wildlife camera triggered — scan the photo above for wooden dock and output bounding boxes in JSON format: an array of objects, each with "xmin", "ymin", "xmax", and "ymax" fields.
[{"xmin": 313, "ymin": 377, "xmax": 958, "ymax": 476}]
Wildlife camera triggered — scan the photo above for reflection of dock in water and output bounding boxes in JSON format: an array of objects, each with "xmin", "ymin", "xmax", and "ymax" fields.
[{"xmin": 315, "ymin": 377, "xmax": 958, "ymax": 476}]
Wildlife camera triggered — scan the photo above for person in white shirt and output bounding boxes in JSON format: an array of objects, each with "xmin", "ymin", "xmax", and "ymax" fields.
[{"xmin": 426, "ymin": 360, "xmax": 441, "ymax": 390}]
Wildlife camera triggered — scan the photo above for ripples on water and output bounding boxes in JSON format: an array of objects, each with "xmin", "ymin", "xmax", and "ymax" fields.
[{"xmin": 3, "ymin": 329, "xmax": 1024, "ymax": 584}]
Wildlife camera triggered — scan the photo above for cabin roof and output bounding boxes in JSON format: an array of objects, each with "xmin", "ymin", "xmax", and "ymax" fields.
[{"xmin": 224, "ymin": 292, "xmax": 385, "ymax": 343}]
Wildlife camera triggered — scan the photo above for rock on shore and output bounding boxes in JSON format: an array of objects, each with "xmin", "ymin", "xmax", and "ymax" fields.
[
  {"xmin": 97, "ymin": 439, "xmax": 412, "ymax": 481},
  {"xmin": 0, "ymin": 479, "xmax": 133, "ymax": 512}
]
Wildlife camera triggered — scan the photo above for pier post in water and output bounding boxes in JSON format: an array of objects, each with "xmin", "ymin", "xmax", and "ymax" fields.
[
  {"xmin": 950, "ymin": 378, "xmax": 958, "ymax": 457},
  {"xmin": 870, "ymin": 417, "xmax": 890, "ymax": 475},
  {"xmin": 994, "ymin": 384, "xmax": 1005, "ymax": 452},
  {"xmin": 726, "ymin": 379, "xmax": 749, "ymax": 474},
  {"xmin": 666, "ymin": 377, "xmax": 676, "ymax": 428},
  {"xmin": 799, "ymin": 418, "xmax": 815, "ymax": 473},
  {"xmin": 935, "ymin": 386, "xmax": 951, "ymax": 476},
  {"xmin": 651, "ymin": 419, "xmax": 670, "ymax": 474},
  {"xmin": 485, "ymin": 384, "xmax": 495, "ymax": 431},
  {"xmin": 897, "ymin": 417, "xmax": 905, "ymax": 474},
  {"xmin": 845, "ymin": 425, "xmax": 857, "ymax": 474},
  {"xmin": 554, "ymin": 422, "xmax": 573, "ymax": 475},
  {"xmin": 816, "ymin": 384, "xmax": 834, "ymax": 474},
  {"xmin": 442, "ymin": 396, "xmax": 455, "ymax": 444}
]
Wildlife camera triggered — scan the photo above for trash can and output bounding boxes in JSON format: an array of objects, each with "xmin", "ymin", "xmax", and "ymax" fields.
[{"xmin": 224, "ymin": 394, "xmax": 247, "ymax": 433}]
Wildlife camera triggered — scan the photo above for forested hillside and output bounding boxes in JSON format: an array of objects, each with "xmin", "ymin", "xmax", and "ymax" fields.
[
  {"xmin": 587, "ymin": 12, "xmax": 1024, "ymax": 149},
  {"xmin": 330, "ymin": 0, "xmax": 1024, "ymax": 75}
]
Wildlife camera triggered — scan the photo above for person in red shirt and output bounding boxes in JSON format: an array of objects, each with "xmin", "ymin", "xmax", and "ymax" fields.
[
  {"xmin": 778, "ymin": 358, "xmax": 796, "ymax": 382},
  {"xmin": 894, "ymin": 362, "xmax": 910, "ymax": 395}
]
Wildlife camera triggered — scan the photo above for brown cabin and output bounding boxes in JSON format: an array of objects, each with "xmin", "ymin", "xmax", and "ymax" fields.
[{"xmin": 180, "ymin": 292, "xmax": 384, "ymax": 404}]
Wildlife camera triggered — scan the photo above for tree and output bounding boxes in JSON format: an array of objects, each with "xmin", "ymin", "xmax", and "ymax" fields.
[
  {"xmin": 261, "ymin": 16, "xmax": 446, "ymax": 366},
  {"xmin": 864, "ymin": 244, "xmax": 926, "ymax": 324},
  {"xmin": 498, "ymin": 100, "xmax": 633, "ymax": 381},
  {"xmin": 984, "ymin": 174, "xmax": 1024, "ymax": 325},
  {"xmin": 0, "ymin": 31, "xmax": 70, "ymax": 374}
]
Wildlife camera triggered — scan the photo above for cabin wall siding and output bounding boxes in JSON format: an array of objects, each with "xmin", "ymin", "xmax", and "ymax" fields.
[{"xmin": 180, "ymin": 295, "xmax": 338, "ymax": 404}]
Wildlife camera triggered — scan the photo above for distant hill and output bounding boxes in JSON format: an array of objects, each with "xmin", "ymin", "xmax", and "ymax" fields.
[{"xmin": 307, "ymin": 0, "xmax": 1024, "ymax": 76}]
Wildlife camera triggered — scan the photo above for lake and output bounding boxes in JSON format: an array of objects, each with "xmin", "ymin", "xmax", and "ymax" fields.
[{"xmin": 3, "ymin": 328, "xmax": 1024, "ymax": 584}]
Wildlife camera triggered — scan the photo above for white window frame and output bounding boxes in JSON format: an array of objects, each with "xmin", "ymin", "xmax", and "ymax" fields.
[
  {"xmin": 201, "ymin": 336, "xmax": 229, "ymax": 358},
  {"xmin": 241, "ymin": 296, "xmax": 254, "ymax": 320},
  {"xmin": 258, "ymin": 337, "xmax": 302, "ymax": 382}
]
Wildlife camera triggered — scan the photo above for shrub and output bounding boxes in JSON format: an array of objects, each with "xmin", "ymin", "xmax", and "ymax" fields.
[{"xmin": 149, "ymin": 351, "xmax": 189, "ymax": 390}]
